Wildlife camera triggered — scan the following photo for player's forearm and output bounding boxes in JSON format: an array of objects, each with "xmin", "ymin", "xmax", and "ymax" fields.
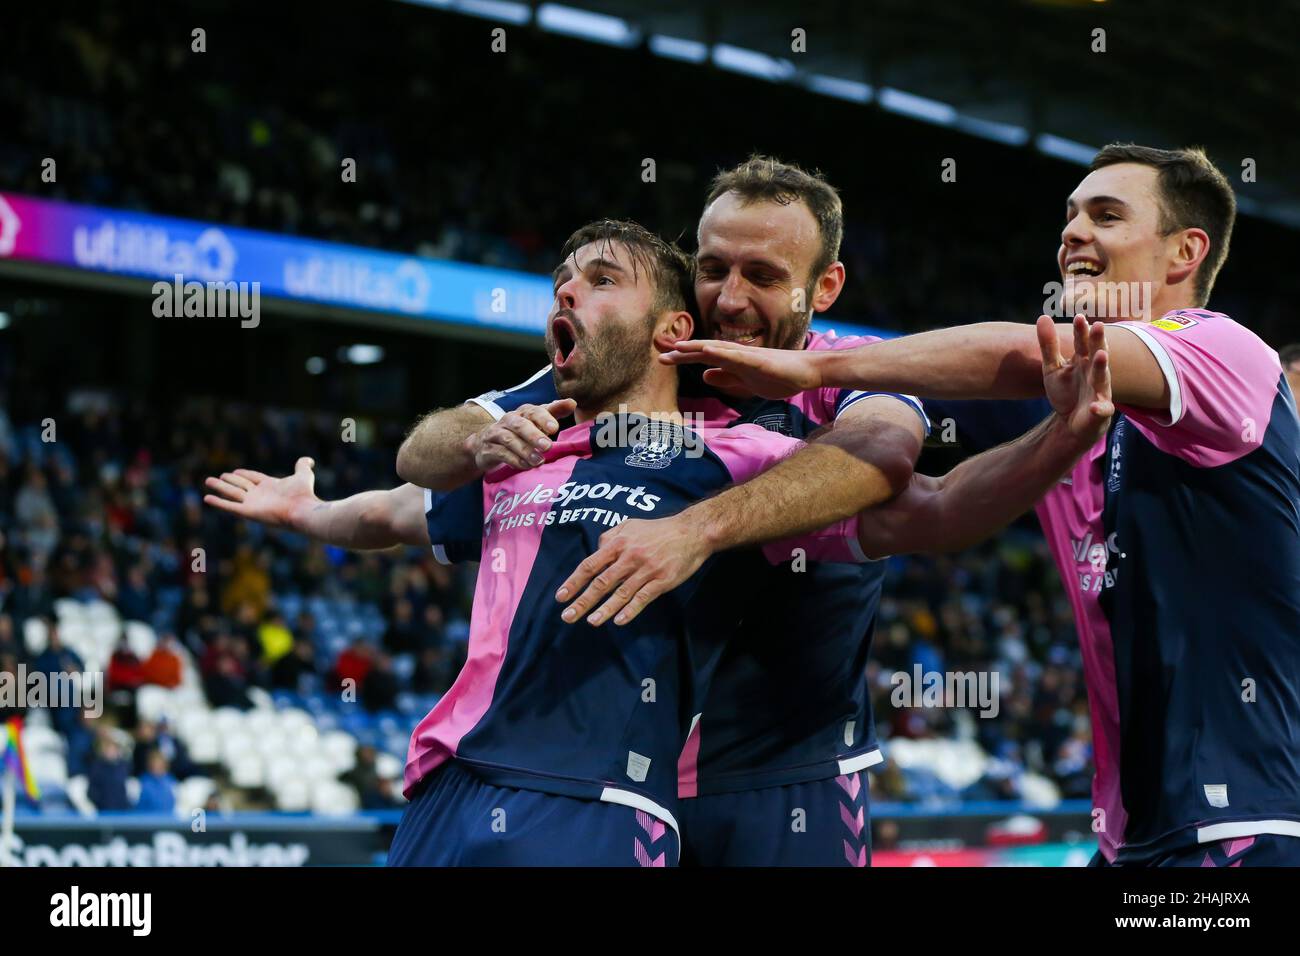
[
  {"xmin": 289, "ymin": 485, "xmax": 424, "ymax": 550},
  {"xmin": 816, "ymin": 323, "xmax": 1047, "ymax": 399},
  {"xmin": 856, "ymin": 415, "xmax": 1085, "ymax": 557},
  {"xmin": 395, "ymin": 404, "xmax": 491, "ymax": 490},
  {"xmin": 692, "ymin": 440, "xmax": 910, "ymax": 554}
]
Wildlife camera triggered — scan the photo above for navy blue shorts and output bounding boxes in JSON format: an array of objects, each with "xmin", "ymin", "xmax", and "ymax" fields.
[
  {"xmin": 679, "ymin": 771, "xmax": 870, "ymax": 867},
  {"xmin": 387, "ymin": 761, "xmax": 680, "ymax": 867},
  {"xmin": 1090, "ymin": 833, "xmax": 1300, "ymax": 867}
]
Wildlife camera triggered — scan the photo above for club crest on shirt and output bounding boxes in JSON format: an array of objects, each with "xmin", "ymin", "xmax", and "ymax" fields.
[
  {"xmin": 1151, "ymin": 313, "xmax": 1198, "ymax": 332},
  {"xmin": 751, "ymin": 412, "xmax": 793, "ymax": 436},
  {"xmin": 625, "ymin": 420, "xmax": 684, "ymax": 470}
]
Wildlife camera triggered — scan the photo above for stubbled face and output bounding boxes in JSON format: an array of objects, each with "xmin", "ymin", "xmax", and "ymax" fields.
[
  {"xmin": 695, "ymin": 192, "xmax": 821, "ymax": 351},
  {"xmin": 1058, "ymin": 163, "xmax": 1175, "ymax": 321},
  {"xmin": 547, "ymin": 240, "xmax": 658, "ymax": 407}
]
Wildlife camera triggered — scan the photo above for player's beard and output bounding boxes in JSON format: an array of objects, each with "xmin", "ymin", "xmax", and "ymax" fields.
[
  {"xmin": 706, "ymin": 286, "xmax": 813, "ymax": 352},
  {"xmin": 547, "ymin": 309, "xmax": 659, "ymax": 410},
  {"xmin": 770, "ymin": 293, "xmax": 814, "ymax": 352}
]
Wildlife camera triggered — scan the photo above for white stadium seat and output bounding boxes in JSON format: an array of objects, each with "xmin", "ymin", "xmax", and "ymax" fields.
[
  {"xmin": 30, "ymin": 751, "xmax": 68, "ymax": 788},
  {"xmin": 274, "ymin": 779, "xmax": 311, "ymax": 812},
  {"xmin": 186, "ymin": 729, "xmax": 221, "ymax": 764},
  {"xmin": 229, "ymin": 755, "xmax": 265, "ymax": 789},
  {"xmin": 211, "ymin": 707, "xmax": 248, "ymax": 735},
  {"xmin": 374, "ymin": 752, "xmax": 403, "ymax": 780},
  {"xmin": 321, "ymin": 731, "xmax": 358, "ymax": 773},
  {"xmin": 22, "ymin": 616, "xmax": 48, "ymax": 655},
  {"xmin": 136, "ymin": 684, "xmax": 177, "ymax": 722},
  {"xmin": 21, "ymin": 723, "xmax": 66, "ymax": 756},
  {"xmin": 65, "ymin": 775, "xmax": 97, "ymax": 817},
  {"xmin": 311, "ymin": 780, "xmax": 359, "ymax": 816},
  {"xmin": 124, "ymin": 620, "xmax": 158, "ymax": 659},
  {"xmin": 174, "ymin": 777, "xmax": 217, "ymax": 816}
]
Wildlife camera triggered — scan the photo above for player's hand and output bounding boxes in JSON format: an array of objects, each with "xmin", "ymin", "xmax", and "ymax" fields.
[
  {"xmin": 1038, "ymin": 314, "xmax": 1114, "ymax": 446},
  {"xmin": 659, "ymin": 340, "xmax": 823, "ymax": 398},
  {"xmin": 465, "ymin": 399, "xmax": 577, "ymax": 473},
  {"xmin": 203, "ymin": 456, "xmax": 321, "ymax": 529},
  {"xmin": 555, "ymin": 514, "xmax": 711, "ymax": 627}
]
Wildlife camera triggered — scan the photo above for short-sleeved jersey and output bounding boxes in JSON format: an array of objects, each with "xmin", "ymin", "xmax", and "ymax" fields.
[
  {"xmin": 406, "ymin": 413, "xmax": 865, "ymax": 839},
  {"xmin": 933, "ymin": 311, "xmax": 1300, "ymax": 863},
  {"xmin": 468, "ymin": 331, "xmax": 929, "ymax": 795}
]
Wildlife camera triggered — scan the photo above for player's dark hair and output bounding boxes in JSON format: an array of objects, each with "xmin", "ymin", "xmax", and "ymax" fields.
[
  {"xmin": 558, "ymin": 219, "xmax": 695, "ymax": 318},
  {"xmin": 1279, "ymin": 344, "xmax": 1300, "ymax": 369},
  {"xmin": 704, "ymin": 155, "xmax": 844, "ymax": 284},
  {"xmin": 1090, "ymin": 143, "xmax": 1236, "ymax": 307}
]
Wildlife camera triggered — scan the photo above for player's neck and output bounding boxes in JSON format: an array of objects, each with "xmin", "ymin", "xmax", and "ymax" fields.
[
  {"xmin": 1141, "ymin": 290, "xmax": 1199, "ymax": 322},
  {"xmin": 574, "ymin": 374, "xmax": 680, "ymax": 424}
]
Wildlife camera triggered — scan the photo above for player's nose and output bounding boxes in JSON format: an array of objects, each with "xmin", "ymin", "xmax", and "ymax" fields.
[
  {"xmin": 1061, "ymin": 215, "xmax": 1093, "ymax": 248},
  {"xmin": 716, "ymin": 272, "xmax": 749, "ymax": 313},
  {"xmin": 554, "ymin": 279, "xmax": 578, "ymax": 310}
]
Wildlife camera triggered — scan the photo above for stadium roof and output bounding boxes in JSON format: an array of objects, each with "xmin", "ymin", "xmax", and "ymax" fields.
[{"xmin": 410, "ymin": 0, "xmax": 1300, "ymax": 229}]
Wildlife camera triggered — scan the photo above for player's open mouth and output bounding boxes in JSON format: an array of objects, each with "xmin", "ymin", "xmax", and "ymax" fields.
[
  {"xmin": 1065, "ymin": 257, "xmax": 1105, "ymax": 279},
  {"xmin": 716, "ymin": 321, "xmax": 765, "ymax": 346},
  {"xmin": 552, "ymin": 316, "xmax": 579, "ymax": 368}
]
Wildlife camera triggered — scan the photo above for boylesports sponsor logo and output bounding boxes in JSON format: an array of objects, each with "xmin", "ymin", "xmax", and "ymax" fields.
[
  {"xmin": 485, "ymin": 480, "xmax": 665, "ymax": 534},
  {"xmin": 1070, "ymin": 530, "xmax": 1125, "ymax": 593}
]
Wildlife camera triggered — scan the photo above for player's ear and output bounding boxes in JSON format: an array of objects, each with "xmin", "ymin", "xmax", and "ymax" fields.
[
  {"xmin": 1166, "ymin": 227, "xmax": 1209, "ymax": 288},
  {"xmin": 810, "ymin": 261, "xmax": 846, "ymax": 314},
  {"xmin": 654, "ymin": 310, "xmax": 694, "ymax": 350}
]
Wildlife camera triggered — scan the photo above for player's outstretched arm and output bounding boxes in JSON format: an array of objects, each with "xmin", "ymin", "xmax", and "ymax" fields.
[
  {"xmin": 396, "ymin": 399, "xmax": 576, "ymax": 490},
  {"xmin": 554, "ymin": 397, "xmax": 924, "ymax": 628},
  {"xmin": 856, "ymin": 316, "xmax": 1114, "ymax": 557},
  {"xmin": 204, "ymin": 457, "xmax": 430, "ymax": 550},
  {"xmin": 664, "ymin": 315, "xmax": 1165, "ymax": 408}
]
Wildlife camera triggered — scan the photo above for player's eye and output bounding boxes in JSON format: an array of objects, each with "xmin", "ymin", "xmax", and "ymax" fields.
[{"xmin": 595, "ymin": 274, "xmax": 615, "ymax": 286}]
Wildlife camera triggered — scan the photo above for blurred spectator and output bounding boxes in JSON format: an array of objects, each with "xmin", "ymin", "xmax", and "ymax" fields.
[
  {"xmin": 140, "ymin": 633, "xmax": 184, "ymax": 688},
  {"xmin": 117, "ymin": 563, "xmax": 155, "ymax": 622},
  {"xmin": 361, "ymin": 653, "xmax": 399, "ymax": 713},
  {"xmin": 270, "ymin": 637, "xmax": 318, "ymax": 692},
  {"xmin": 221, "ymin": 545, "xmax": 271, "ymax": 617},
  {"xmin": 106, "ymin": 634, "xmax": 146, "ymax": 692},
  {"xmin": 257, "ymin": 611, "xmax": 294, "ymax": 666},
  {"xmin": 0, "ymin": 613, "xmax": 26, "ymax": 664},
  {"xmin": 201, "ymin": 634, "xmax": 253, "ymax": 710},
  {"xmin": 7, "ymin": 563, "xmax": 55, "ymax": 630},
  {"xmin": 31, "ymin": 619, "xmax": 83, "ymax": 677},
  {"xmin": 87, "ymin": 730, "xmax": 132, "ymax": 811},
  {"xmin": 343, "ymin": 745, "xmax": 403, "ymax": 810},
  {"xmin": 411, "ymin": 645, "xmax": 448, "ymax": 695},
  {"xmin": 332, "ymin": 639, "xmax": 374, "ymax": 698},
  {"xmin": 134, "ymin": 748, "xmax": 178, "ymax": 814},
  {"xmin": 382, "ymin": 598, "xmax": 419, "ymax": 655},
  {"xmin": 131, "ymin": 719, "xmax": 193, "ymax": 778}
]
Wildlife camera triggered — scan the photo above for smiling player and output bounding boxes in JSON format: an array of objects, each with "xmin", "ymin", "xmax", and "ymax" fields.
[{"xmin": 665, "ymin": 144, "xmax": 1300, "ymax": 867}]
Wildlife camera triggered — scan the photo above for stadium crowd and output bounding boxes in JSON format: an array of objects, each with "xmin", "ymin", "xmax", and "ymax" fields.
[
  {"xmin": 0, "ymin": 385, "xmax": 1091, "ymax": 813},
  {"xmin": 5, "ymin": 4, "xmax": 1297, "ymax": 344}
]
